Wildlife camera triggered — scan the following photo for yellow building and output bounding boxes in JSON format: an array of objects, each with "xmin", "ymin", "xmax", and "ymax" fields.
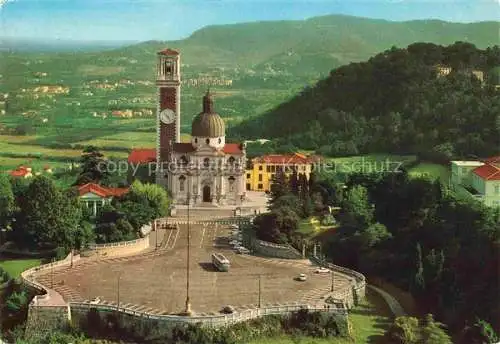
[{"xmin": 245, "ymin": 153, "xmax": 321, "ymax": 192}]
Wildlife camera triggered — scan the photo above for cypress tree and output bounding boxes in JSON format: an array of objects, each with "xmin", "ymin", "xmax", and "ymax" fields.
[{"xmin": 289, "ymin": 168, "xmax": 299, "ymax": 195}]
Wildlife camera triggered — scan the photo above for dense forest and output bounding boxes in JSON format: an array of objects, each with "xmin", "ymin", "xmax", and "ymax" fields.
[
  {"xmin": 231, "ymin": 42, "xmax": 500, "ymax": 159},
  {"xmin": 252, "ymin": 168, "xmax": 500, "ymax": 342}
]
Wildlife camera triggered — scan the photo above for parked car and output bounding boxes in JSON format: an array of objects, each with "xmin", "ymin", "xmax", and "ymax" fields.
[
  {"xmin": 297, "ymin": 274, "xmax": 307, "ymax": 281},
  {"xmin": 229, "ymin": 240, "xmax": 241, "ymax": 246},
  {"xmin": 230, "ymin": 224, "xmax": 239, "ymax": 230},
  {"xmin": 90, "ymin": 297, "xmax": 101, "ymax": 304},
  {"xmin": 315, "ymin": 267, "xmax": 331, "ymax": 274},
  {"xmin": 236, "ymin": 247, "xmax": 250, "ymax": 254}
]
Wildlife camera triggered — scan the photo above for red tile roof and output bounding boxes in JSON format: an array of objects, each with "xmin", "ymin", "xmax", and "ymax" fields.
[
  {"xmin": 473, "ymin": 163, "xmax": 500, "ymax": 181},
  {"xmin": 128, "ymin": 149, "xmax": 156, "ymax": 164},
  {"xmin": 9, "ymin": 166, "xmax": 31, "ymax": 177},
  {"xmin": 252, "ymin": 153, "xmax": 317, "ymax": 165},
  {"xmin": 128, "ymin": 143, "xmax": 243, "ymax": 162},
  {"xmin": 223, "ymin": 143, "xmax": 243, "ymax": 155},
  {"xmin": 484, "ymin": 156, "xmax": 500, "ymax": 165},
  {"xmin": 158, "ymin": 48, "xmax": 179, "ymax": 56},
  {"xmin": 77, "ymin": 183, "xmax": 129, "ymax": 198}
]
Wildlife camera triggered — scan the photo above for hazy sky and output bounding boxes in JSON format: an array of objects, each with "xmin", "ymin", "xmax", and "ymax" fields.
[{"xmin": 1, "ymin": 0, "xmax": 499, "ymax": 41}]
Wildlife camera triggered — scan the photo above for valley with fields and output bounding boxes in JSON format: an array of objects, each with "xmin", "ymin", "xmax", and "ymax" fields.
[{"xmin": 1, "ymin": 15, "xmax": 499, "ymax": 175}]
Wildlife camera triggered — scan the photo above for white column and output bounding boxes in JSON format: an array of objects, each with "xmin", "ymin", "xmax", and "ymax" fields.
[{"xmin": 93, "ymin": 201, "xmax": 97, "ymax": 216}]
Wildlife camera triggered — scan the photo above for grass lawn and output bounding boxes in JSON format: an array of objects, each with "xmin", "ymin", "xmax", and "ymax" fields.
[
  {"xmin": 0, "ymin": 259, "xmax": 42, "ymax": 278},
  {"xmin": 408, "ymin": 162, "xmax": 450, "ymax": 183},
  {"xmin": 245, "ymin": 288, "xmax": 392, "ymax": 344}
]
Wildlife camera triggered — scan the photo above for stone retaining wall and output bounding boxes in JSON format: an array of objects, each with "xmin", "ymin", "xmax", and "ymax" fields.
[
  {"xmin": 250, "ymin": 239, "xmax": 303, "ymax": 259},
  {"xmin": 87, "ymin": 235, "xmax": 150, "ymax": 258},
  {"xmin": 69, "ymin": 301, "xmax": 348, "ymax": 334}
]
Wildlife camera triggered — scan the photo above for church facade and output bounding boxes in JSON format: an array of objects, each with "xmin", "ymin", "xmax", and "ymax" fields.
[{"xmin": 130, "ymin": 48, "xmax": 247, "ymax": 206}]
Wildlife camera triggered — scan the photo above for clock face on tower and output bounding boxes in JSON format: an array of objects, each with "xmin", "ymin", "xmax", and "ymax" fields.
[{"xmin": 160, "ymin": 108, "xmax": 175, "ymax": 124}]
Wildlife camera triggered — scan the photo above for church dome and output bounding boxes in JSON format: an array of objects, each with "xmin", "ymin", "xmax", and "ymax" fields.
[{"xmin": 191, "ymin": 91, "xmax": 225, "ymax": 138}]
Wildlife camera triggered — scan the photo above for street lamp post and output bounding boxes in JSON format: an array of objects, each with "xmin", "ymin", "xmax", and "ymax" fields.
[
  {"xmin": 155, "ymin": 219, "xmax": 158, "ymax": 251},
  {"xmin": 258, "ymin": 274, "xmax": 262, "ymax": 308},
  {"xmin": 117, "ymin": 273, "xmax": 121, "ymax": 311},
  {"xmin": 50, "ymin": 258, "xmax": 55, "ymax": 289},
  {"xmin": 184, "ymin": 192, "xmax": 192, "ymax": 315},
  {"xmin": 331, "ymin": 270, "xmax": 334, "ymax": 292}
]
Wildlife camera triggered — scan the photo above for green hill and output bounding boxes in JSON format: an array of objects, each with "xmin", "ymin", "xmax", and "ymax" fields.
[
  {"xmin": 230, "ymin": 41, "xmax": 500, "ymax": 159},
  {"xmin": 0, "ymin": 15, "xmax": 498, "ymax": 154}
]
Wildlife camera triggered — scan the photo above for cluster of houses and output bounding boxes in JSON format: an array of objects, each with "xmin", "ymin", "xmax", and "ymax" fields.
[
  {"xmin": 32, "ymin": 86, "xmax": 70, "ymax": 95},
  {"xmin": 8, "ymin": 166, "xmax": 52, "ymax": 178}
]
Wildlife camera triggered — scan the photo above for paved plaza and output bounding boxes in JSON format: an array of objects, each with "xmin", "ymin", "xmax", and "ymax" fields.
[{"xmin": 35, "ymin": 223, "xmax": 352, "ymax": 315}]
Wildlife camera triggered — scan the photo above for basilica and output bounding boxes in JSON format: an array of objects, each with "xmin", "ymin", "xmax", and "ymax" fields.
[{"xmin": 128, "ymin": 48, "xmax": 247, "ymax": 206}]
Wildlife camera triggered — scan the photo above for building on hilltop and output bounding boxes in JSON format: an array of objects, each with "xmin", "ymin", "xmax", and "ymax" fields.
[
  {"xmin": 450, "ymin": 156, "xmax": 500, "ymax": 207},
  {"xmin": 128, "ymin": 48, "xmax": 247, "ymax": 206},
  {"xmin": 435, "ymin": 64, "xmax": 485, "ymax": 84},
  {"xmin": 245, "ymin": 153, "xmax": 321, "ymax": 192}
]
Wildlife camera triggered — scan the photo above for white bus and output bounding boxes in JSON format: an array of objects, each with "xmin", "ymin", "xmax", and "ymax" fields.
[{"xmin": 212, "ymin": 253, "xmax": 230, "ymax": 272}]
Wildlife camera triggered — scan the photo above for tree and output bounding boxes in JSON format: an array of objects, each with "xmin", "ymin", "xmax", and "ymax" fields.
[
  {"xmin": 420, "ymin": 314, "xmax": 452, "ymax": 344},
  {"xmin": 384, "ymin": 316, "xmax": 420, "ymax": 344},
  {"xmin": 14, "ymin": 176, "xmax": 81, "ymax": 249},
  {"xmin": 269, "ymin": 194, "xmax": 301, "ymax": 215},
  {"xmin": 75, "ymin": 146, "xmax": 109, "ymax": 185},
  {"xmin": 358, "ymin": 222, "xmax": 392, "ymax": 248},
  {"xmin": 460, "ymin": 318, "xmax": 499, "ymax": 344},
  {"xmin": 0, "ymin": 175, "xmax": 14, "ymax": 230},
  {"xmin": 289, "ymin": 169, "xmax": 299, "ymax": 196},
  {"xmin": 341, "ymin": 185, "xmax": 374, "ymax": 230},
  {"xmin": 269, "ymin": 169, "xmax": 288, "ymax": 207},
  {"xmin": 128, "ymin": 180, "xmax": 170, "ymax": 218},
  {"xmin": 384, "ymin": 315, "xmax": 451, "ymax": 344},
  {"xmin": 412, "ymin": 243, "xmax": 426, "ymax": 296},
  {"xmin": 6, "ymin": 291, "xmax": 28, "ymax": 313}
]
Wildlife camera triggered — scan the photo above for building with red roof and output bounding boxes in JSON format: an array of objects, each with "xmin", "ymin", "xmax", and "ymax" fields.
[
  {"xmin": 77, "ymin": 183, "xmax": 129, "ymax": 216},
  {"xmin": 451, "ymin": 156, "xmax": 500, "ymax": 207},
  {"xmin": 8, "ymin": 166, "xmax": 32, "ymax": 178},
  {"xmin": 246, "ymin": 152, "xmax": 320, "ymax": 192}
]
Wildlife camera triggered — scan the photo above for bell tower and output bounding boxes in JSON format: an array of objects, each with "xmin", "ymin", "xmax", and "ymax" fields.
[{"xmin": 156, "ymin": 48, "xmax": 181, "ymax": 165}]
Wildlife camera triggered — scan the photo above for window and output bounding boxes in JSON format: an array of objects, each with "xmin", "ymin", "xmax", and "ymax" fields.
[
  {"xmin": 246, "ymin": 173, "xmax": 251, "ymax": 178},
  {"xmin": 266, "ymin": 166, "xmax": 271, "ymax": 172},
  {"xmin": 258, "ymin": 183, "xmax": 263, "ymax": 189},
  {"xmin": 258, "ymin": 165, "xmax": 263, "ymax": 171},
  {"xmin": 194, "ymin": 138, "xmax": 198, "ymax": 143},
  {"xmin": 179, "ymin": 155, "xmax": 188, "ymax": 166},
  {"xmin": 179, "ymin": 175, "xmax": 186, "ymax": 191},
  {"xmin": 258, "ymin": 174, "xmax": 262, "ymax": 181},
  {"xmin": 246, "ymin": 183, "xmax": 251, "ymax": 190},
  {"xmin": 218, "ymin": 138, "xmax": 222, "ymax": 144},
  {"xmin": 206, "ymin": 138, "xmax": 210, "ymax": 144},
  {"xmin": 495, "ymin": 185, "xmax": 500, "ymax": 194},
  {"xmin": 228, "ymin": 176, "xmax": 235, "ymax": 192},
  {"xmin": 228, "ymin": 156, "xmax": 235, "ymax": 165},
  {"xmin": 271, "ymin": 173, "xmax": 275, "ymax": 179},
  {"xmin": 203, "ymin": 158, "xmax": 210, "ymax": 167}
]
